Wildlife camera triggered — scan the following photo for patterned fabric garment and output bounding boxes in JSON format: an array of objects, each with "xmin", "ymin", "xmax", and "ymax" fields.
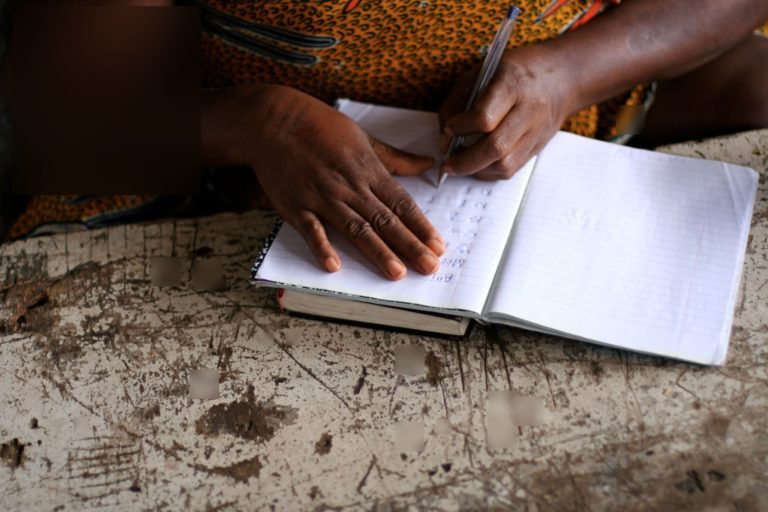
[
  {"xmin": 7, "ymin": 195, "xmax": 186, "ymax": 240},
  {"xmin": 201, "ymin": 0, "xmax": 634, "ymax": 139}
]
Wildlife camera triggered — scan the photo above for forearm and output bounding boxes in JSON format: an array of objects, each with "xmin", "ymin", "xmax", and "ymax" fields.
[
  {"xmin": 541, "ymin": 0, "xmax": 768, "ymax": 112},
  {"xmin": 201, "ymin": 84, "xmax": 274, "ymax": 167}
]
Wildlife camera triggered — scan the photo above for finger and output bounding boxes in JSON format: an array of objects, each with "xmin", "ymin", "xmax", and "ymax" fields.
[
  {"xmin": 443, "ymin": 113, "xmax": 529, "ymax": 176},
  {"xmin": 474, "ymin": 173, "xmax": 508, "ymax": 181},
  {"xmin": 443, "ymin": 68, "xmax": 519, "ymax": 137},
  {"xmin": 370, "ymin": 138, "xmax": 434, "ymax": 176},
  {"xmin": 290, "ymin": 210, "xmax": 341, "ymax": 273},
  {"xmin": 371, "ymin": 177, "xmax": 445, "ymax": 257},
  {"xmin": 349, "ymin": 191, "xmax": 441, "ymax": 275},
  {"xmin": 473, "ymin": 143, "xmax": 530, "ymax": 180},
  {"xmin": 324, "ymin": 202, "xmax": 408, "ymax": 281},
  {"xmin": 474, "ymin": 160, "xmax": 518, "ymax": 180},
  {"xmin": 474, "ymin": 133, "xmax": 542, "ymax": 180}
]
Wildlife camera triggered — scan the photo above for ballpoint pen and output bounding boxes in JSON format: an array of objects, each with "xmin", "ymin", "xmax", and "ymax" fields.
[{"xmin": 438, "ymin": 5, "xmax": 521, "ymax": 188}]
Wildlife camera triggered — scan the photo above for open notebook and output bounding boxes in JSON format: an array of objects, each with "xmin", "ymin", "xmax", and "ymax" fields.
[{"xmin": 252, "ymin": 99, "xmax": 758, "ymax": 365}]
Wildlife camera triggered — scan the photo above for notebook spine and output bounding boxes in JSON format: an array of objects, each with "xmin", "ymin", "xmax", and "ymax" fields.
[{"xmin": 250, "ymin": 217, "xmax": 285, "ymax": 284}]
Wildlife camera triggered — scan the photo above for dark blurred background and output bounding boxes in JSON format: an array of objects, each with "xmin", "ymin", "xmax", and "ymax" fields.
[{"xmin": 0, "ymin": 0, "xmax": 23, "ymax": 240}]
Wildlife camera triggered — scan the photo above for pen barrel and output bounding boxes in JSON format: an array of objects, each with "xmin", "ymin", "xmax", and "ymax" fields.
[
  {"xmin": 444, "ymin": 5, "xmax": 520, "ymax": 160},
  {"xmin": 465, "ymin": 14, "xmax": 518, "ymax": 110}
]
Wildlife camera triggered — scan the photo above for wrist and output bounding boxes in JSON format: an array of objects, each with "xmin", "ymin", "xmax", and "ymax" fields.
[
  {"xmin": 201, "ymin": 84, "xmax": 284, "ymax": 167},
  {"xmin": 529, "ymin": 41, "xmax": 586, "ymax": 117},
  {"xmin": 504, "ymin": 43, "xmax": 583, "ymax": 120}
]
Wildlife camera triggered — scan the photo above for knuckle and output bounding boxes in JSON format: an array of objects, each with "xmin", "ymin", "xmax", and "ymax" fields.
[
  {"xmin": 499, "ymin": 62, "xmax": 523, "ymax": 88},
  {"xmin": 487, "ymin": 134, "xmax": 510, "ymax": 158},
  {"xmin": 405, "ymin": 240, "xmax": 426, "ymax": 257},
  {"xmin": 345, "ymin": 218, "xmax": 373, "ymax": 240},
  {"xmin": 475, "ymin": 111, "xmax": 497, "ymax": 133},
  {"xmin": 327, "ymin": 169, "xmax": 348, "ymax": 186},
  {"xmin": 369, "ymin": 208, "xmax": 398, "ymax": 232},
  {"xmin": 373, "ymin": 247, "xmax": 392, "ymax": 262},
  {"xmin": 299, "ymin": 217, "xmax": 324, "ymax": 238},
  {"xmin": 499, "ymin": 157, "xmax": 519, "ymax": 179},
  {"xmin": 349, "ymin": 181, "xmax": 371, "ymax": 197},
  {"xmin": 390, "ymin": 197, "xmax": 418, "ymax": 219},
  {"xmin": 336, "ymin": 176, "xmax": 369, "ymax": 199}
]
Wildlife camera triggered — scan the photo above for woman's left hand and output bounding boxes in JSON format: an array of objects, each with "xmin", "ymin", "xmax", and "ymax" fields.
[{"xmin": 438, "ymin": 44, "xmax": 576, "ymax": 180}]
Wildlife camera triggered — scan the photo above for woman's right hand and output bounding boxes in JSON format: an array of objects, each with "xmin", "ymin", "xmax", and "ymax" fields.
[{"xmin": 202, "ymin": 85, "xmax": 444, "ymax": 280}]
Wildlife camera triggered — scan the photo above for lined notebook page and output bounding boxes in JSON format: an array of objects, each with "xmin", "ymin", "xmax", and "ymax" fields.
[
  {"xmin": 255, "ymin": 100, "xmax": 534, "ymax": 314},
  {"xmin": 486, "ymin": 132, "xmax": 757, "ymax": 365}
]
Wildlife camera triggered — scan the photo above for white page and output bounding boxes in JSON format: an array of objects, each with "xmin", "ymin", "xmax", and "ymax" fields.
[
  {"xmin": 255, "ymin": 100, "xmax": 535, "ymax": 314},
  {"xmin": 487, "ymin": 131, "xmax": 757, "ymax": 365}
]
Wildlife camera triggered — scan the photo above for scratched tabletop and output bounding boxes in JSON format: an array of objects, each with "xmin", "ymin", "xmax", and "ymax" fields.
[{"xmin": 1, "ymin": 130, "xmax": 767, "ymax": 511}]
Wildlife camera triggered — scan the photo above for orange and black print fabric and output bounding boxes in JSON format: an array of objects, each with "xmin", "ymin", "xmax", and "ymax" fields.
[{"xmin": 200, "ymin": 0, "xmax": 628, "ymax": 139}]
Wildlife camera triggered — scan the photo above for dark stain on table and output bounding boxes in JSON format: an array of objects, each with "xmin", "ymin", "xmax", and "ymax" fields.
[
  {"xmin": 0, "ymin": 438, "xmax": 25, "ymax": 468},
  {"xmin": 353, "ymin": 366, "xmax": 367, "ymax": 395},
  {"xmin": 425, "ymin": 350, "xmax": 443, "ymax": 387},
  {"xmin": 588, "ymin": 360, "xmax": 604, "ymax": 383},
  {"xmin": 7, "ymin": 286, "xmax": 53, "ymax": 334},
  {"xmin": 315, "ymin": 432, "xmax": 333, "ymax": 455},
  {"xmin": 202, "ymin": 455, "xmax": 263, "ymax": 483},
  {"xmin": 195, "ymin": 384, "xmax": 298, "ymax": 442}
]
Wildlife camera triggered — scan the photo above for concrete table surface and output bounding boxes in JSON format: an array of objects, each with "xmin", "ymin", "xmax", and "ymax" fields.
[{"xmin": 1, "ymin": 130, "xmax": 767, "ymax": 511}]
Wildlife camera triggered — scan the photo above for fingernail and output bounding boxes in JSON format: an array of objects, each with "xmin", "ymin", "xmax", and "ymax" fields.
[
  {"xmin": 417, "ymin": 253, "xmax": 439, "ymax": 274},
  {"xmin": 325, "ymin": 257, "xmax": 340, "ymax": 272},
  {"xmin": 387, "ymin": 259, "xmax": 407, "ymax": 279},
  {"xmin": 441, "ymin": 163, "xmax": 454, "ymax": 176},
  {"xmin": 427, "ymin": 237, "xmax": 445, "ymax": 256}
]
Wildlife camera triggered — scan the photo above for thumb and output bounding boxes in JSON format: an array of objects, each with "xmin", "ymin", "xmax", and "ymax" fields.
[{"xmin": 370, "ymin": 137, "xmax": 435, "ymax": 176}]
